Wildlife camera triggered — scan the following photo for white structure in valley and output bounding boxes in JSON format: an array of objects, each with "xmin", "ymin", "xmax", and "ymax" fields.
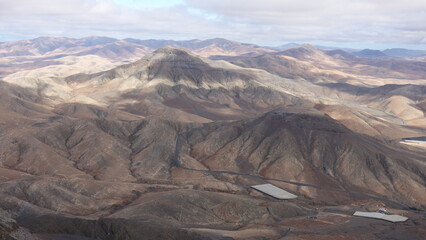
[
  {"xmin": 400, "ymin": 137, "xmax": 426, "ymax": 144},
  {"xmin": 353, "ymin": 211, "xmax": 408, "ymax": 223},
  {"xmin": 251, "ymin": 183, "xmax": 297, "ymax": 199}
]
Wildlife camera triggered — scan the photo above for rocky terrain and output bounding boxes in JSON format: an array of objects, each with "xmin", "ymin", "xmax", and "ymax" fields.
[{"xmin": 0, "ymin": 38, "xmax": 425, "ymax": 239}]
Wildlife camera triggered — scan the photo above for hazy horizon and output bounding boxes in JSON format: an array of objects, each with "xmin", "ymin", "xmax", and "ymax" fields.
[
  {"xmin": 1, "ymin": 0, "xmax": 426, "ymax": 50},
  {"xmin": 3, "ymin": 35, "xmax": 426, "ymax": 52}
]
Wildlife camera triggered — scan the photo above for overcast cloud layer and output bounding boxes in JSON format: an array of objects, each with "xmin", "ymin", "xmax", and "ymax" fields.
[{"xmin": 1, "ymin": 0, "xmax": 425, "ymax": 49}]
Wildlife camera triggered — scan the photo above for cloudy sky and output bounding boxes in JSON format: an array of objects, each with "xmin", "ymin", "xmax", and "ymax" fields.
[{"xmin": 1, "ymin": 0, "xmax": 425, "ymax": 49}]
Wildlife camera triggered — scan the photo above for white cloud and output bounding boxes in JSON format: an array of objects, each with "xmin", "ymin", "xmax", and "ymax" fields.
[
  {"xmin": 0, "ymin": 0, "xmax": 425, "ymax": 48},
  {"xmin": 182, "ymin": 0, "xmax": 426, "ymax": 46}
]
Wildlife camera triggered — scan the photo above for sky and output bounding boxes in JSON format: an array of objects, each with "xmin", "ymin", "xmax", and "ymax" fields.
[{"xmin": 0, "ymin": 0, "xmax": 426, "ymax": 50}]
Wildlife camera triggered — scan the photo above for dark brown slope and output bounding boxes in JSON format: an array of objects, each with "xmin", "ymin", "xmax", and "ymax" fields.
[
  {"xmin": 0, "ymin": 115, "xmax": 307, "ymax": 239},
  {"xmin": 2, "ymin": 108, "xmax": 423, "ymax": 209},
  {"xmin": 137, "ymin": 47, "xmax": 253, "ymax": 84},
  {"xmin": 179, "ymin": 107, "xmax": 426, "ymax": 208},
  {"xmin": 418, "ymin": 100, "xmax": 426, "ymax": 116},
  {"xmin": 0, "ymin": 81, "xmax": 53, "ymax": 123},
  {"xmin": 0, "ymin": 107, "xmax": 425, "ymax": 239},
  {"xmin": 66, "ymin": 46, "xmax": 254, "ymax": 85},
  {"xmin": 0, "ymin": 209, "xmax": 41, "ymax": 240}
]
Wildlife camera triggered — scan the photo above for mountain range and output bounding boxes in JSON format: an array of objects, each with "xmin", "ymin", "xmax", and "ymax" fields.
[{"xmin": 0, "ymin": 37, "xmax": 425, "ymax": 240}]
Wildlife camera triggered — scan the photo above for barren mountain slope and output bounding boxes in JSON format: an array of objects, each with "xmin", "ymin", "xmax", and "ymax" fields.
[
  {"xmin": 0, "ymin": 42, "xmax": 425, "ymax": 239},
  {"xmin": 0, "ymin": 107, "xmax": 425, "ymax": 239},
  {"xmin": 63, "ymin": 46, "xmax": 316, "ymax": 122},
  {"xmin": 321, "ymin": 83, "xmax": 426, "ymax": 130},
  {"xmin": 231, "ymin": 45, "xmax": 426, "ymax": 86},
  {"xmin": 0, "ymin": 46, "xmax": 308, "ymax": 124},
  {"xmin": 230, "ymin": 46, "xmax": 426, "ymax": 138},
  {"xmin": 2, "ymin": 45, "xmax": 425, "ymax": 140},
  {"xmin": 178, "ymin": 107, "xmax": 426, "ymax": 207},
  {"xmin": 2, "ymin": 44, "xmax": 425, "ymax": 142},
  {"xmin": 0, "ymin": 115, "xmax": 309, "ymax": 239}
]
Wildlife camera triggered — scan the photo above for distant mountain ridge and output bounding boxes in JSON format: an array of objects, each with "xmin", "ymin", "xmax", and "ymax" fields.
[
  {"xmin": 383, "ymin": 48, "xmax": 426, "ymax": 58},
  {"xmin": 0, "ymin": 36, "xmax": 274, "ymax": 58},
  {"xmin": 4, "ymin": 36, "xmax": 426, "ymax": 59},
  {"xmin": 353, "ymin": 49, "xmax": 388, "ymax": 58}
]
